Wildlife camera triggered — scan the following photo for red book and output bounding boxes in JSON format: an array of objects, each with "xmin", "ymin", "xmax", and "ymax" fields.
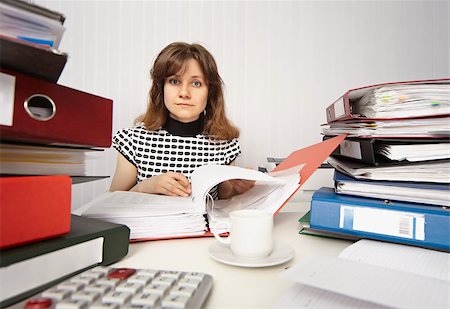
[{"xmin": 0, "ymin": 175, "xmax": 72, "ymax": 248}]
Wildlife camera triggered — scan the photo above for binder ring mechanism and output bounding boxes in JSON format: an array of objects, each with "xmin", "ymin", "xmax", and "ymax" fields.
[{"xmin": 24, "ymin": 94, "xmax": 56, "ymax": 121}]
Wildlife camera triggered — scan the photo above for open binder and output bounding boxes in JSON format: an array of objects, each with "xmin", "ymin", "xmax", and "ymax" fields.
[{"xmin": 76, "ymin": 135, "xmax": 347, "ymax": 241}]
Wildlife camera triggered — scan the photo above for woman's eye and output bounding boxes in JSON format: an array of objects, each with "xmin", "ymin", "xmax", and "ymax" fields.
[
  {"xmin": 192, "ymin": 81, "xmax": 202, "ymax": 87},
  {"xmin": 169, "ymin": 79, "xmax": 179, "ymax": 85}
]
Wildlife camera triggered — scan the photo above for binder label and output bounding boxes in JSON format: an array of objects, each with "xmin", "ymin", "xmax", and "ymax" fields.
[
  {"xmin": 0, "ymin": 72, "xmax": 15, "ymax": 126},
  {"xmin": 339, "ymin": 140, "xmax": 362, "ymax": 160},
  {"xmin": 332, "ymin": 97, "xmax": 346, "ymax": 119},
  {"xmin": 339, "ymin": 205, "xmax": 425, "ymax": 240}
]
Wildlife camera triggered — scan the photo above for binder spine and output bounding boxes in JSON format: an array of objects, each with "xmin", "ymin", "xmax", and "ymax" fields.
[
  {"xmin": 0, "ymin": 69, "xmax": 113, "ymax": 147},
  {"xmin": 325, "ymin": 136, "xmax": 378, "ymax": 165},
  {"xmin": 310, "ymin": 188, "xmax": 450, "ymax": 251},
  {"xmin": 326, "ymin": 95, "xmax": 348, "ymax": 123}
]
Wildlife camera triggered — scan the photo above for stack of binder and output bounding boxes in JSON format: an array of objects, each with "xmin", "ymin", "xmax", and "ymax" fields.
[
  {"xmin": 0, "ymin": 1, "xmax": 129, "ymax": 307},
  {"xmin": 302, "ymin": 79, "xmax": 450, "ymax": 252}
]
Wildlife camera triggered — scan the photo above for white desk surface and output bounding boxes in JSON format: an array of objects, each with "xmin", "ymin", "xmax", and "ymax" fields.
[{"xmin": 112, "ymin": 208, "xmax": 353, "ymax": 309}]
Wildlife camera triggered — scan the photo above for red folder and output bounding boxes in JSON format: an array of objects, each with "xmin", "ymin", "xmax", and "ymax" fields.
[
  {"xmin": 0, "ymin": 175, "xmax": 72, "ymax": 248},
  {"xmin": 0, "ymin": 68, "xmax": 113, "ymax": 147},
  {"xmin": 325, "ymin": 78, "xmax": 450, "ymax": 123}
]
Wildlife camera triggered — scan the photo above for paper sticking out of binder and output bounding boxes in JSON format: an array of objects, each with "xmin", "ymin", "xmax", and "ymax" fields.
[{"xmin": 325, "ymin": 78, "xmax": 450, "ymax": 123}]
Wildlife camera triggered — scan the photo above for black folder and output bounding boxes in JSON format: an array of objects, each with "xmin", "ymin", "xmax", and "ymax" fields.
[
  {"xmin": 324, "ymin": 135, "xmax": 450, "ymax": 165},
  {"xmin": 0, "ymin": 215, "xmax": 130, "ymax": 307}
]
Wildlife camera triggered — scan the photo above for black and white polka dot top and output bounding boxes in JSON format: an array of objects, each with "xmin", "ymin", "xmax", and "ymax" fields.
[{"xmin": 112, "ymin": 117, "xmax": 241, "ymax": 198}]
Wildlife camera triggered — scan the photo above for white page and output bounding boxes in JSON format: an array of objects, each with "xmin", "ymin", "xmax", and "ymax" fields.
[
  {"xmin": 274, "ymin": 283, "xmax": 388, "ymax": 309},
  {"xmin": 75, "ymin": 191, "xmax": 199, "ymax": 217},
  {"xmin": 339, "ymin": 239, "xmax": 450, "ymax": 282},
  {"xmin": 281, "ymin": 240, "xmax": 450, "ymax": 309},
  {"xmin": 197, "ymin": 164, "xmax": 302, "ymax": 233},
  {"xmin": 282, "ymin": 255, "xmax": 450, "ymax": 309},
  {"xmin": 190, "ymin": 164, "xmax": 286, "ymax": 209}
]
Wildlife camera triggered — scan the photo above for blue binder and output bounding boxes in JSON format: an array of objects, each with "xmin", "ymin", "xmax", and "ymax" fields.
[{"xmin": 310, "ymin": 187, "xmax": 450, "ymax": 251}]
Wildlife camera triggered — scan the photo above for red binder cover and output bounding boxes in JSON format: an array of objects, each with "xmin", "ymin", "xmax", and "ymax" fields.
[
  {"xmin": 325, "ymin": 78, "xmax": 450, "ymax": 123},
  {"xmin": 0, "ymin": 68, "xmax": 113, "ymax": 147},
  {"xmin": 0, "ymin": 175, "xmax": 72, "ymax": 249}
]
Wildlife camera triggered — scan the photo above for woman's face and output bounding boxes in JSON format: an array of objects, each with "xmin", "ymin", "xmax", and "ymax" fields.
[{"xmin": 163, "ymin": 58, "xmax": 208, "ymax": 123}]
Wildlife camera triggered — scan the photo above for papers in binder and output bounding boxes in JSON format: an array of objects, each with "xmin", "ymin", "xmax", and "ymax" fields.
[
  {"xmin": 0, "ymin": 2, "xmax": 65, "ymax": 48},
  {"xmin": 321, "ymin": 116, "xmax": 450, "ymax": 137},
  {"xmin": 0, "ymin": 143, "xmax": 103, "ymax": 176},
  {"xmin": 354, "ymin": 84, "xmax": 450, "ymax": 119},
  {"xmin": 376, "ymin": 142, "xmax": 450, "ymax": 162},
  {"xmin": 325, "ymin": 79, "xmax": 450, "ymax": 123},
  {"xmin": 334, "ymin": 171, "xmax": 450, "ymax": 206},
  {"xmin": 328, "ymin": 156, "xmax": 450, "ymax": 183}
]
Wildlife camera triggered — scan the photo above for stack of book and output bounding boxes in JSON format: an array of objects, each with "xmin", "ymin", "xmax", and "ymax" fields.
[
  {"xmin": 0, "ymin": 1, "xmax": 129, "ymax": 307},
  {"xmin": 301, "ymin": 79, "xmax": 450, "ymax": 252}
]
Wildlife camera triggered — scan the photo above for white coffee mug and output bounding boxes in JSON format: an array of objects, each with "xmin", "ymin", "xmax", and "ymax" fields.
[{"xmin": 213, "ymin": 209, "xmax": 274, "ymax": 259}]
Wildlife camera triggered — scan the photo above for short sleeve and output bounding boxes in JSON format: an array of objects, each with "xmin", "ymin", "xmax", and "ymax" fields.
[
  {"xmin": 224, "ymin": 138, "xmax": 241, "ymax": 165},
  {"xmin": 112, "ymin": 128, "xmax": 137, "ymax": 166}
]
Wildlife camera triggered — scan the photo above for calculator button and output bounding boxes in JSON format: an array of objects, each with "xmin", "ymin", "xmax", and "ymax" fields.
[
  {"xmin": 42, "ymin": 288, "xmax": 71, "ymax": 301},
  {"xmin": 161, "ymin": 294, "xmax": 190, "ymax": 308},
  {"xmin": 57, "ymin": 282, "xmax": 84, "ymax": 292},
  {"xmin": 153, "ymin": 276, "xmax": 176, "ymax": 286},
  {"xmin": 131, "ymin": 292, "xmax": 160, "ymax": 307},
  {"xmin": 81, "ymin": 271, "xmax": 104, "ymax": 280},
  {"xmin": 25, "ymin": 297, "xmax": 53, "ymax": 308},
  {"xmin": 127, "ymin": 274, "xmax": 153, "ymax": 285},
  {"xmin": 96, "ymin": 277, "xmax": 120, "ymax": 287},
  {"xmin": 84, "ymin": 283, "xmax": 112, "ymax": 294},
  {"xmin": 101, "ymin": 291, "xmax": 132, "ymax": 305},
  {"xmin": 143, "ymin": 283, "xmax": 170, "ymax": 296},
  {"xmin": 170, "ymin": 285, "xmax": 196, "ymax": 297},
  {"xmin": 90, "ymin": 266, "xmax": 113, "ymax": 275},
  {"xmin": 136, "ymin": 269, "xmax": 159, "ymax": 277},
  {"xmin": 55, "ymin": 299, "xmax": 88, "ymax": 309},
  {"xmin": 70, "ymin": 275, "xmax": 95, "ymax": 285},
  {"xmin": 89, "ymin": 302, "xmax": 119, "ymax": 309},
  {"xmin": 184, "ymin": 272, "xmax": 205, "ymax": 280},
  {"xmin": 160, "ymin": 270, "xmax": 182, "ymax": 280},
  {"xmin": 177, "ymin": 278, "xmax": 201, "ymax": 289},
  {"xmin": 107, "ymin": 268, "xmax": 136, "ymax": 280},
  {"xmin": 71, "ymin": 290, "xmax": 100, "ymax": 302},
  {"xmin": 116, "ymin": 282, "xmax": 143, "ymax": 294}
]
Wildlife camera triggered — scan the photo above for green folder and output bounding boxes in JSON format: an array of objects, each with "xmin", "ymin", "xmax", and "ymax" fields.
[{"xmin": 1, "ymin": 215, "xmax": 130, "ymax": 307}]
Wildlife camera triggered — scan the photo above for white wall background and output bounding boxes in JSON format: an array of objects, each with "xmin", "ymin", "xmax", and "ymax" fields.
[{"xmin": 35, "ymin": 0, "xmax": 450, "ymax": 210}]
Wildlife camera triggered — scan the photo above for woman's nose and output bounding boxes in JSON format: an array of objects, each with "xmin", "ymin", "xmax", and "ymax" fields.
[{"xmin": 178, "ymin": 85, "xmax": 190, "ymax": 99}]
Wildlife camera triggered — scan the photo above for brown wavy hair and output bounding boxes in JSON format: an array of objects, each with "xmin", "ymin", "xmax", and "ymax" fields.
[{"xmin": 136, "ymin": 42, "xmax": 239, "ymax": 140}]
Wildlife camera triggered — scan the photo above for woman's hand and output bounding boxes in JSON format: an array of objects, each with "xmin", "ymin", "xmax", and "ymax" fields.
[
  {"xmin": 132, "ymin": 172, "xmax": 191, "ymax": 197},
  {"xmin": 218, "ymin": 179, "xmax": 255, "ymax": 199},
  {"xmin": 229, "ymin": 179, "xmax": 256, "ymax": 195}
]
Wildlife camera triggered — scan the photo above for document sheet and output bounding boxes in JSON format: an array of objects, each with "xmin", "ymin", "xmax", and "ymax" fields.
[{"xmin": 276, "ymin": 240, "xmax": 450, "ymax": 308}]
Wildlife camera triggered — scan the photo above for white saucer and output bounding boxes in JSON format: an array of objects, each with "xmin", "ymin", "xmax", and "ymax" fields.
[{"xmin": 208, "ymin": 241, "xmax": 294, "ymax": 268}]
